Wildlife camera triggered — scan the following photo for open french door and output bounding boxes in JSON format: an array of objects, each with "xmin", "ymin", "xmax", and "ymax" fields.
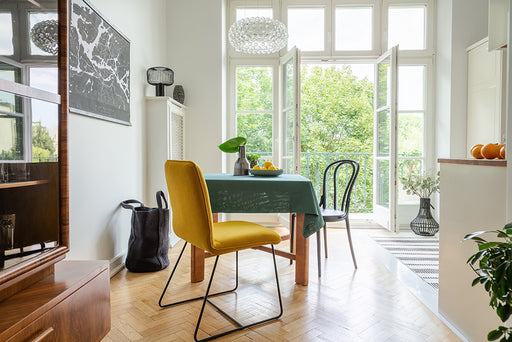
[
  {"xmin": 279, "ymin": 46, "xmax": 301, "ymax": 174},
  {"xmin": 373, "ymin": 46, "xmax": 399, "ymax": 232}
]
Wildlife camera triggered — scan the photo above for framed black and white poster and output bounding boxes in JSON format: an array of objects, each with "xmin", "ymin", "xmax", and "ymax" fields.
[{"xmin": 69, "ymin": 0, "xmax": 130, "ymax": 125}]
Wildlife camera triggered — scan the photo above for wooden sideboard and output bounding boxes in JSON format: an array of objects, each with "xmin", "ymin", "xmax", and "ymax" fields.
[{"xmin": 0, "ymin": 261, "xmax": 110, "ymax": 342}]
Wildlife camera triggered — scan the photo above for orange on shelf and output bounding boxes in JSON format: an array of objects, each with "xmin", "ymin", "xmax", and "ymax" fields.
[
  {"xmin": 481, "ymin": 143, "xmax": 501, "ymax": 159},
  {"xmin": 499, "ymin": 146, "xmax": 506, "ymax": 159},
  {"xmin": 470, "ymin": 144, "xmax": 484, "ymax": 159}
]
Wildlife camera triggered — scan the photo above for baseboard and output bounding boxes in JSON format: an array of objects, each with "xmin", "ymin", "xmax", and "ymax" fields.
[{"xmin": 109, "ymin": 253, "xmax": 125, "ymax": 277}]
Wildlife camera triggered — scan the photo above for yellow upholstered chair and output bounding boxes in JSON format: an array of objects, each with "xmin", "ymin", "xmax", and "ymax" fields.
[{"xmin": 158, "ymin": 160, "xmax": 283, "ymax": 341}]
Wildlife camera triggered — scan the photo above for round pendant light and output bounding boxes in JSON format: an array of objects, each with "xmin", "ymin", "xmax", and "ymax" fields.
[
  {"xmin": 228, "ymin": 16, "xmax": 288, "ymax": 55},
  {"xmin": 30, "ymin": 19, "xmax": 58, "ymax": 55}
]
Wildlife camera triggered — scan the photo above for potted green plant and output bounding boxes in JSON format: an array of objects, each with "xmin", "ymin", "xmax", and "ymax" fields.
[
  {"xmin": 465, "ymin": 225, "xmax": 512, "ymax": 342},
  {"xmin": 400, "ymin": 167, "xmax": 440, "ymax": 236},
  {"xmin": 247, "ymin": 154, "xmax": 260, "ymax": 168},
  {"xmin": 218, "ymin": 136, "xmax": 249, "ymax": 175}
]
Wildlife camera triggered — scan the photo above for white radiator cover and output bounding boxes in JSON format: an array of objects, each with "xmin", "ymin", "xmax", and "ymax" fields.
[{"xmin": 146, "ymin": 96, "xmax": 186, "ymax": 246}]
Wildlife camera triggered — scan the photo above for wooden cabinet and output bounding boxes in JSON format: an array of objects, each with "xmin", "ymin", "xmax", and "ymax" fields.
[
  {"xmin": 488, "ymin": 0, "xmax": 509, "ymax": 50},
  {"xmin": 438, "ymin": 159, "xmax": 506, "ymax": 341},
  {"xmin": 466, "ymin": 38, "xmax": 505, "ymax": 155},
  {"xmin": 0, "ymin": 1, "xmax": 110, "ymax": 340},
  {"xmin": 0, "ymin": 261, "xmax": 110, "ymax": 342},
  {"xmin": 146, "ymin": 97, "xmax": 186, "ymax": 246}
]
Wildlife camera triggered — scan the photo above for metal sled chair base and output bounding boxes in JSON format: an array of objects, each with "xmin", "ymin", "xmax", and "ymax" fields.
[{"xmin": 158, "ymin": 242, "xmax": 284, "ymax": 342}]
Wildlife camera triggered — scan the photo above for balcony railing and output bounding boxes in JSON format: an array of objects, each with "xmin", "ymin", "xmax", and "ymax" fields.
[{"xmin": 251, "ymin": 152, "xmax": 373, "ymax": 213}]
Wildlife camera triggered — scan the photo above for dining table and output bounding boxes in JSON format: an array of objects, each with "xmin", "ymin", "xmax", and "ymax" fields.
[{"xmin": 189, "ymin": 173, "xmax": 324, "ymax": 286}]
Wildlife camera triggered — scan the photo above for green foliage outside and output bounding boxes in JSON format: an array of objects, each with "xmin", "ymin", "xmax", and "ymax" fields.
[
  {"xmin": 32, "ymin": 122, "xmax": 57, "ymax": 162},
  {"xmin": 0, "ymin": 123, "xmax": 56, "ymax": 162},
  {"xmin": 300, "ymin": 65, "xmax": 374, "ymax": 212},
  {"xmin": 235, "ymin": 64, "xmax": 424, "ymax": 213},
  {"xmin": 236, "ymin": 67, "xmax": 273, "ymax": 154}
]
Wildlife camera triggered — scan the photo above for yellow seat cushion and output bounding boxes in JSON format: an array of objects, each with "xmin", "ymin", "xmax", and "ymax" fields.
[{"xmin": 210, "ymin": 221, "xmax": 282, "ymax": 255}]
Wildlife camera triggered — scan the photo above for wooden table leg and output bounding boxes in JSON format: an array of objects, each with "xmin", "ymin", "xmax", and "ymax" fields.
[
  {"xmin": 294, "ymin": 213, "xmax": 309, "ymax": 286},
  {"xmin": 191, "ymin": 245, "xmax": 205, "ymax": 283},
  {"xmin": 191, "ymin": 214, "xmax": 219, "ymax": 282}
]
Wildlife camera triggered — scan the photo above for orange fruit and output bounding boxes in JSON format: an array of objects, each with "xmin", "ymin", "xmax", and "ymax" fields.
[
  {"xmin": 481, "ymin": 143, "xmax": 501, "ymax": 159},
  {"xmin": 263, "ymin": 161, "xmax": 273, "ymax": 169},
  {"xmin": 471, "ymin": 144, "xmax": 483, "ymax": 153},
  {"xmin": 499, "ymin": 146, "xmax": 506, "ymax": 159},
  {"xmin": 471, "ymin": 144, "xmax": 484, "ymax": 159}
]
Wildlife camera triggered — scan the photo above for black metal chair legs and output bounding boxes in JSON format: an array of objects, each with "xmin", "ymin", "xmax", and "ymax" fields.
[
  {"xmin": 159, "ymin": 242, "xmax": 283, "ymax": 342},
  {"xmin": 345, "ymin": 217, "xmax": 357, "ymax": 269},
  {"xmin": 316, "ymin": 219, "xmax": 357, "ymax": 277}
]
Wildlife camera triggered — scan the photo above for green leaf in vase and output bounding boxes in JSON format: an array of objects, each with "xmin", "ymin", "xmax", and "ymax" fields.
[{"xmin": 218, "ymin": 137, "xmax": 247, "ymax": 153}]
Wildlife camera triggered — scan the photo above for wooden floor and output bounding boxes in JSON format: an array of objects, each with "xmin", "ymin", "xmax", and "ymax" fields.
[{"xmin": 103, "ymin": 229, "xmax": 461, "ymax": 342}]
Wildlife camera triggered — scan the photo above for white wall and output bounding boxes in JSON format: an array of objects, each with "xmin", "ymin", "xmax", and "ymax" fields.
[
  {"xmin": 67, "ymin": 0, "xmax": 169, "ymax": 263},
  {"xmin": 435, "ymin": 1, "xmax": 493, "ymax": 340},
  {"xmin": 166, "ymin": 0, "xmax": 226, "ymax": 173},
  {"xmin": 435, "ymin": 0, "xmax": 488, "ymax": 159}
]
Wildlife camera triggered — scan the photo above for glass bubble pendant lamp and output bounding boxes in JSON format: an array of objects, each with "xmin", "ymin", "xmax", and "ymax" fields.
[{"xmin": 228, "ymin": 11, "xmax": 288, "ymax": 54}]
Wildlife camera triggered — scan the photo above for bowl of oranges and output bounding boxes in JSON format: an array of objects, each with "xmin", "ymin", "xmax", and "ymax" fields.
[{"xmin": 250, "ymin": 161, "xmax": 284, "ymax": 177}]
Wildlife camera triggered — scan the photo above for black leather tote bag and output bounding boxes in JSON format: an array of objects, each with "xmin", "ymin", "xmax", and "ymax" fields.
[{"xmin": 121, "ymin": 191, "xmax": 170, "ymax": 272}]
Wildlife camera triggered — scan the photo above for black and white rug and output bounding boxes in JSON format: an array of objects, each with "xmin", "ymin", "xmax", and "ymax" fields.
[{"xmin": 371, "ymin": 235, "xmax": 439, "ymax": 290}]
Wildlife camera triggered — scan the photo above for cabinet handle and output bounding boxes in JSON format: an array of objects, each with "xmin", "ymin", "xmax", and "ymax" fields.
[{"xmin": 32, "ymin": 327, "xmax": 54, "ymax": 342}]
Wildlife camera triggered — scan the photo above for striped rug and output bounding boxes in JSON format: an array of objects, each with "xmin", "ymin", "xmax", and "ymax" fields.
[{"xmin": 371, "ymin": 235, "xmax": 439, "ymax": 290}]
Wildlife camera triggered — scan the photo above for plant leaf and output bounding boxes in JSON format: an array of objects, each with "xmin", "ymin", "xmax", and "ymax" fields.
[
  {"xmin": 479, "ymin": 242, "xmax": 500, "ymax": 250},
  {"xmin": 497, "ymin": 304, "xmax": 511, "ymax": 322},
  {"xmin": 464, "ymin": 231, "xmax": 490, "ymax": 240},
  {"xmin": 218, "ymin": 137, "xmax": 247, "ymax": 153},
  {"xmin": 488, "ymin": 329, "xmax": 504, "ymax": 341}
]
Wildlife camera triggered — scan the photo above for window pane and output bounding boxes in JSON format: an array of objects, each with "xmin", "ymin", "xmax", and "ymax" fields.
[
  {"xmin": 236, "ymin": 8, "xmax": 272, "ymax": 20},
  {"xmin": 237, "ymin": 113, "xmax": 272, "ymax": 155},
  {"xmin": 283, "ymin": 59, "xmax": 294, "ymax": 108},
  {"xmin": 0, "ymin": 12, "xmax": 13, "ymax": 55},
  {"xmin": 0, "ymin": 116, "xmax": 23, "ymax": 160},
  {"xmin": 288, "ymin": 8, "xmax": 324, "ymax": 51},
  {"xmin": 388, "ymin": 6, "xmax": 426, "ymax": 50},
  {"xmin": 0, "ymin": 66, "xmax": 23, "ymax": 115},
  {"xmin": 236, "ymin": 66, "xmax": 272, "ymax": 111},
  {"xmin": 398, "ymin": 113, "xmax": 423, "ymax": 156},
  {"xmin": 398, "ymin": 65, "xmax": 424, "ymax": 111},
  {"xmin": 30, "ymin": 67, "xmax": 58, "ymax": 93},
  {"xmin": 398, "ymin": 159, "xmax": 423, "ymax": 203},
  {"xmin": 377, "ymin": 159, "xmax": 389, "ymax": 207},
  {"xmin": 29, "ymin": 12, "xmax": 58, "ymax": 56},
  {"xmin": 377, "ymin": 57, "xmax": 390, "ymax": 108},
  {"xmin": 377, "ymin": 109, "xmax": 390, "ymax": 156},
  {"xmin": 335, "ymin": 7, "xmax": 372, "ymax": 51},
  {"xmin": 30, "ymin": 68, "xmax": 58, "ymax": 162}
]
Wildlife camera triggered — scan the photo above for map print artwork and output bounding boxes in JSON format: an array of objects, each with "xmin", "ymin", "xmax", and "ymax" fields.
[{"xmin": 69, "ymin": 0, "xmax": 130, "ymax": 125}]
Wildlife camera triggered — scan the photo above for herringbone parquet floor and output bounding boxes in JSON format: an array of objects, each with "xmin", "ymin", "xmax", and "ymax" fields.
[{"xmin": 103, "ymin": 229, "xmax": 461, "ymax": 342}]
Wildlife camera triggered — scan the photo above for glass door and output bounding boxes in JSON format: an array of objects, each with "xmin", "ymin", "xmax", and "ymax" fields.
[
  {"xmin": 279, "ymin": 46, "xmax": 301, "ymax": 173},
  {"xmin": 373, "ymin": 46, "xmax": 398, "ymax": 232}
]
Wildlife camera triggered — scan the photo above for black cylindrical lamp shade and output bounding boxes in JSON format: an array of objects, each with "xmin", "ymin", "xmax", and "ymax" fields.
[{"xmin": 147, "ymin": 67, "xmax": 174, "ymax": 96}]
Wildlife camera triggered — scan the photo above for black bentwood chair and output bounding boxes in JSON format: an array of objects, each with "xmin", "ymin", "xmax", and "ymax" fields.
[{"xmin": 317, "ymin": 159, "xmax": 360, "ymax": 277}]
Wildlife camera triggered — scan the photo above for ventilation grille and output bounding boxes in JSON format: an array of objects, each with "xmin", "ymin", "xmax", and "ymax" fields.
[{"xmin": 171, "ymin": 113, "xmax": 184, "ymax": 160}]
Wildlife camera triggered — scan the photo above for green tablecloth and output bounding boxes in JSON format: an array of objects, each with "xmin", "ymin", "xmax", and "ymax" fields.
[{"xmin": 204, "ymin": 173, "xmax": 324, "ymax": 238}]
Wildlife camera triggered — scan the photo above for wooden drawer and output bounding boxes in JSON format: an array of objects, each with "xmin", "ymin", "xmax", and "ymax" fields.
[{"xmin": 7, "ymin": 269, "xmax": 110, "ymax": 342}]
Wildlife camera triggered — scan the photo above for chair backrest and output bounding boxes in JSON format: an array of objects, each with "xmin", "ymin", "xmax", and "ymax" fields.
[
  {"xmin": 319, "ymin": 159, "xmax": 360, "ymax": 213},
  {"xmin": 164, "ymin": 160, "xmax": 214, "ymax": 252}
]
